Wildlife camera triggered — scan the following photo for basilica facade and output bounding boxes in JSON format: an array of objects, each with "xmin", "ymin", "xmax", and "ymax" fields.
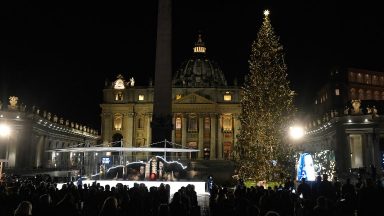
[{"xmin": 100, "ymin": 35, "xmax": 241, "ymax": 160}]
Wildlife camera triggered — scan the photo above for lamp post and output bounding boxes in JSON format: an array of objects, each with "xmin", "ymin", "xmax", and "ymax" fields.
[
  {"xmin": 289, "ymin": 126, "xmax": 305, "ymax": 140},
  {"xmin": 0, "ymin": 123, "xmax": 11, "ymax": 181}
]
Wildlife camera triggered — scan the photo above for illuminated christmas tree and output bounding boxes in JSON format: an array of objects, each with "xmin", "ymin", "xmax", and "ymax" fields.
[{"xmin": 236, "ymin": 10, "xmax": 295, "ymax": 182}]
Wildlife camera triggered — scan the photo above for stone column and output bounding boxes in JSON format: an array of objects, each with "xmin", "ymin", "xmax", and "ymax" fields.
[
  {"xmin": 210, "ymin": 114, "xmax": 217, "ymax": 159},
  {"xmin": 198, "ymin": 115, "xmax": 204, "ymax": 159},
  {"xmin": 35, "ymin": 135, "xmax": 45, "ymax": 168},
  {"xmin": 124, "ymin": 112, "xmax": 134, "ymax": 148},
  {"xmin": 233, "ymin": 114, "xmax": 240, "ymax": 157},
  {"xmin": 102, "ymin": 112, "xmax": 112, "ymax": 145},
  {"xmin": 217, "ymin": 114, "xmax": 223, "ymax": 159},
  {"xmin": 172, "ymin": 115, "xmax": 176, "ymax": 144},
  {"xmin": 146, "ymin": 113, "xmax": 152, "ymax": 146},
  {"xmin": 171, "ymin": 115, "xmax": 176, "ymax": 159},
  {"xmin": 182, "ymin": 114, "xmax": 187, "ymax": 148}
]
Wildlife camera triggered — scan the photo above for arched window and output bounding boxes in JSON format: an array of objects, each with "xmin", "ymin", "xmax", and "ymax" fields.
[
  {"xmin": 175, "ymin": 117, "xmax": 182, "ymax": 130},
  {"xmin": 380, "ymin": 76, "xmax": 384, "ymax": 86},
  {"xmin": 350, "ymin": 88, "xmax": 356, "ymax": 99},
  {"xmin": 114, "ymin": 113, "xmax": 123, "ymax": 130},
  {"xmin": 365, "ymin": 74, "xmax": 371, "ymax": 84},
  {"xmin": 223, "ymin": 114, "xmax": 232, "ymax": 132},
  {"xmin": 204, "ymin": 117, "xmax": 210, "ymax": 129},
  {"xmin": 349, "ymin": 72, "xmax": 355, "ymax": 82},
  {"xmin": 366, "ymin": 90, "xmax": 372, "ymax": 100},
  {"xmin": 188, "ymin": 114, "xmax": 198, "ymax": 132},
  {"xmin": 358, "ymin": 89, "xmax": 364, "ymax": 100},
  {"xmin": 374, "ymin": 91, "xmax": 380, "ymax": 100},
  {"xmin": 115, "ymin": 92, "xmax": 123, "ymax": 101},
  {"xmin": 372, "ymin": 75, "xmax": 378, "ymax": 85},
  {"xmin": 357, "ymin": 73, "xmax": 363, "ymax": 83}
]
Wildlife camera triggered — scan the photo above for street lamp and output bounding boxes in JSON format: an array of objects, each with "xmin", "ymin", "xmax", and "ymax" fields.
[
  {"xmin": 0, "ymin": 123, "xmax": 11, "ymax": 180},
  {"xmin": 289, "ymin": 126, "xmax": 305, "ymax": 140},
  {"xmin": 0, "ymin": 124, "xmax": 11, "ymax": 138}
]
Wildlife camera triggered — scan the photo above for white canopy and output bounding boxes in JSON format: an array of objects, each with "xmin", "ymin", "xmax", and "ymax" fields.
[{"xmin": 46, "ymin": 147, "xmax": 199, "ymax": 153}]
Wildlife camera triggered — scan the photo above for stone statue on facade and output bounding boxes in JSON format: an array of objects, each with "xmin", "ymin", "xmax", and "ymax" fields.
[
  {"xmin": 351, "ymin": 100, "xmax": 362, "ymax": 115},
  {"xmin": 43, "ymin": 111, "xmax": 47, "ymax": 118},
  {"xmin": 59, "ymin": 117, "xmax": 64, "ymax": 124},
  {"xmin": 344, "ymin": 106, "xmax": 349, "ymax": 115},
  {"xmin": 9, "ymin": 96, "xmax": 18, "ymax": 110},
  {"xmin": 65, "ymin": 120, "xmax": 69, "ymax": 126},
  {"xmin": 373, "ymin": 106, "xmax": 379, "ymax": 117},
  {"xmin": 130, "ymin": 77, "xmax": 135, "ymax": 86},
  {"xmin": 71, "ymin": 122, "xmax": 74, "ymax": 128},
  {"xmin": 53, "ymin": 115, "xmax": 58, "ymax": 123},
  {"xmin": 367, "ymin": 106, "xmax": 372, "ymax": 114},
  {"xmin": 47, "ymin": 112, "xmax": 51, "ymax": 121}
]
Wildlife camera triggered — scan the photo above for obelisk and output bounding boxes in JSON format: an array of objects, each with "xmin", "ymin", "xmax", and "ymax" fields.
[{"xmin": 151, "ymin": 0, "xmax": 172, "ymax": 147}]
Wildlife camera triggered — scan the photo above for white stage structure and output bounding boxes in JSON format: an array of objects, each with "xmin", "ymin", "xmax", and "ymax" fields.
[{"xmin": 46, "ymin": 140, "xmax": 199, "ymax": 178}]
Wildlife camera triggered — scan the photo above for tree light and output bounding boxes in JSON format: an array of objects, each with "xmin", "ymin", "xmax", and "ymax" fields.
[
  {"xmin": 264, "ymin": 10, "xmax": 270, "ymax": 16},
  {"xmin": 0, "ymin": 124, "xmax": 11, "ymax": 137},
  {"xmin": 289, "ymin": 126, "xmax": 304, "ymax": 140}
]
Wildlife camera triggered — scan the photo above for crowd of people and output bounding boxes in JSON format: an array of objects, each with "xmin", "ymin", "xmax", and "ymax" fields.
[
  {"xmin": 0, "ymin": 176, "xmax": 200, "ymax": 216},
  {"xmin": 209, "ymin": 174, "xmax": 384, "ymax": 216},
  {"xmin": 1, "ymin": 173, "xmax": 384, "ymax": 216}
]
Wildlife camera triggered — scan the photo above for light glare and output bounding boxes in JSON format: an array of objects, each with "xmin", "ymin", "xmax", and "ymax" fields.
[
  {"xmin": 290, "ymin": 126, "xmax": 304, "ymax": 140},
  {"xmin": 0, "ymin": 124, "xmax": 11, "ymax": 137}
]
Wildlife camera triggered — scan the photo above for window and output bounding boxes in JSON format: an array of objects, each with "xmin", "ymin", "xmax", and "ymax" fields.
[
  {"xmin": 357, "ymin": 73, "xmax": 363, "ymax": 83},
  {"xmin": 224, "ymin": 91, "xmax": 232, "ymax": 101},
  {"xmin": 358, "ymin": 89, "xmax": 364, "ymax": 100},
  {"xmin": 138, "ymin": 94, "xmax": 144, "ymax": 101},
  {"xmin": 204, "ymin": 117, "xmax": 210, "ymax": 129},
  {"xmin": 365, "ymin": 74, "xmax": 371, "ymax": 84},
  {"xmin": 188, "ymin": 115, "xmax": 198, "ymax": 132},
  {"xmin": 114, "ymin": 114, "xmax": 123, "ymax": 130},
  {"xmin": 115, "ymin": 92, "xmax": 123, "ymax": 101},
  {"xmin": 349, "ymin": 72, "xmax": 355, "ymax": 82},
  {"xmin": 176, "ymin": 117, "xmax": 182, "ymax": 129},
  {"xmin": 335, "ymin": 89, "xmax": 340, "ymax": 96},
  {"xmin": 350, "ymin": 88, "xmax": 356, "ymax": 99},
  {"xmin": 223, "ymin": 115, "xmax": 232, "ymax": 132}
]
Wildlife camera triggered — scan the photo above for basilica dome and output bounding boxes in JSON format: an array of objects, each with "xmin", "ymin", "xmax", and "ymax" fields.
[{"xmin": 172, "ymin": 34, "xmax": 227, "ymax": 87}]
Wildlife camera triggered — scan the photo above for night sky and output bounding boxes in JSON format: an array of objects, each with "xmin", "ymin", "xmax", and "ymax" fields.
[{"xmin": 1, "ymin": 1, "xmax": 384, "ymax": 130}]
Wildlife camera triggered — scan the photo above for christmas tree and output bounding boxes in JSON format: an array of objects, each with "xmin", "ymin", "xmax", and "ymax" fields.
[{"xmin": 236, "ymin": 10, "xmax": 295, "ymax": 183}]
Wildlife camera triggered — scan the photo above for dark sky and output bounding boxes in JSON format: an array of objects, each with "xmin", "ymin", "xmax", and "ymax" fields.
[{"xmin": 1, "ymin": 1, "xmax": 384, "ymax": 130}]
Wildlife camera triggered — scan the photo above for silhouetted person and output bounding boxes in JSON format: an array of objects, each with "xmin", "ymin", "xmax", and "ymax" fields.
[
  {"xmin": 370, "ymin": 164, "xmax": 377, "ymax": 181},
  {"xmin": 55, "ymin": 193, "xmax": 80, "ymax": 216},
  {"xmin": 34, "ymin": 194, "xmax": 54, "ymax": 215},
  {"xmin": 313, "ymin": 196, "xmax": 332, "ymax": 216},
  {"xmin": 297, "ymin": 177, "xmax": 311, "ymax": 200},
  {"xmin": 98, "ymin": 196, "xmax": 120, "ymax": 216},
  {"xmin": 14, "ymin": 201, "xmax": 32, "ymax": 216}
]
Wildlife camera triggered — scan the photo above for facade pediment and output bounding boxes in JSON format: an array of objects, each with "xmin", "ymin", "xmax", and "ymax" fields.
[{"xmin": 173, "ymin": 93, "xmax": 216, "ymax": 104}]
